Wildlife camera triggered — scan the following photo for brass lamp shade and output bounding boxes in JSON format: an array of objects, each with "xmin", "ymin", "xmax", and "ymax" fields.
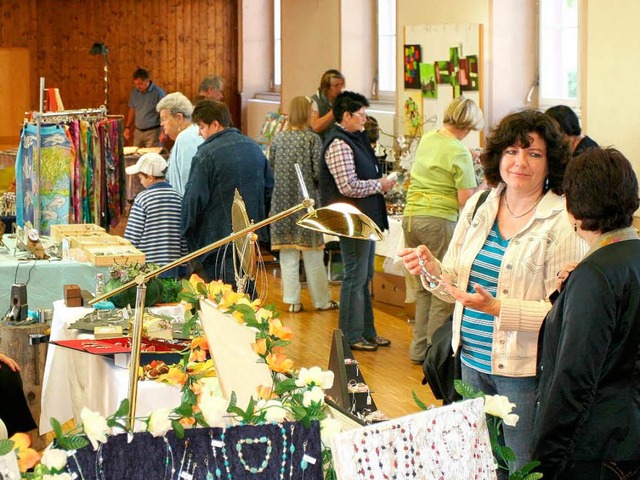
[{"xmin": 297, "ymin": 202, "xmax": 384, "ymax": 241}]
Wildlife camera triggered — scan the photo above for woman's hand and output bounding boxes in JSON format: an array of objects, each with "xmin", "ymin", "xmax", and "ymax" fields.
[
  {"xmin": 0, "ymin": 353, "xmax": 20, "ymax": 372},
  {"xmin": 555, "ymin": 262, "xmax": 578, "ymax": 292},
  {"xmin": 441, "ymin": 281, "xmax": 501, "ymax": 317},
  {"xmin": 398, "ymin": 245, "xmax": 440, "ymax": 278}
]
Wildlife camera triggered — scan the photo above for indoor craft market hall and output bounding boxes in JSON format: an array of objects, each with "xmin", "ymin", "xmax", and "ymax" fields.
[{"xmin": 0, "ymin": 1, "xmax": 639, "ymax": 479}]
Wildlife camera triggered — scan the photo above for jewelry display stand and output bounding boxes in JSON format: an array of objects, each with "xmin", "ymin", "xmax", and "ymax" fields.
[
  {"xmin": 67, "ymin": 421, "xmax": 323, "ymax": 480},
  {"xmin": 326, "ymin": 329, "xmax": 379, "ymax": 420}
]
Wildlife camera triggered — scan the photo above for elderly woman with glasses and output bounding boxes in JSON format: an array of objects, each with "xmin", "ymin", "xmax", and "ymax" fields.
[
  {"xmin": 156, "ymin": 92, "xmax": 203, "ymax": 195},
  {"xmin": 319, "ymin": 91, "xmax": 396, "ymax": 351}
]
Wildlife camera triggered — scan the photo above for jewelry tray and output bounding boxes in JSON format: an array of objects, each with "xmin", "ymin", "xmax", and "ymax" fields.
[{"xmin": 51, "ymin": 337, "xmax": 189, "ymax": 367}]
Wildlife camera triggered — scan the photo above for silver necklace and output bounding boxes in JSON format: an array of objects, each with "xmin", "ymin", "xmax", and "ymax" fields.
[{"xmin": 503, "ymin": 193, "xmax": 543, "ymax": 218}]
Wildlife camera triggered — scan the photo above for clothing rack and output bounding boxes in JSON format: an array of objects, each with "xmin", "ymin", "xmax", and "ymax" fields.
[{"xmin": 28, "ymin": 77, "xmax": 108, "ymax": 233}]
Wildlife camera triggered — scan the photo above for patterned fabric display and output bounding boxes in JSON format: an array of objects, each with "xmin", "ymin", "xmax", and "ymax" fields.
[
  {"xmin": 330, "ymin": 398, "xmax": 496, "ymax": 480},
  {"xmin": 16, "ymin": 123, "xmax": 73, "ymax": 235},
  {"xmin": 16, "ymin": 117, "xmax": 125, "ymax": 232}
]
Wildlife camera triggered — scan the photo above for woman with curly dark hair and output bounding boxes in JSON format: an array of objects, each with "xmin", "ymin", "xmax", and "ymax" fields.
[
  {"xmin": 400, "ymin": 109, "xmax": 587, "ymax": 476},
  {"xmin": 533, "ymin": 147, "xmax": 640, "ymax": 479}
]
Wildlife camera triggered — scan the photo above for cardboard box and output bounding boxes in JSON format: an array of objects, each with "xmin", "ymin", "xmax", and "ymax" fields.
[{"xmin": 372, "ymin": 271, "xmax": 406, "ymax": 307}]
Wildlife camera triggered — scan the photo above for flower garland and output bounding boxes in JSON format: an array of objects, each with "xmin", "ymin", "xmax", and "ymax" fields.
[{"xmin": 7, "ymin": 274, "xmax": 342, "ymax": 479}]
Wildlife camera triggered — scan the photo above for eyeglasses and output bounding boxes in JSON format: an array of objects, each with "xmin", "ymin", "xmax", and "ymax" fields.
[{"xmin": 351, "ymin": 111, "xmax": 367, "ymax": 120}]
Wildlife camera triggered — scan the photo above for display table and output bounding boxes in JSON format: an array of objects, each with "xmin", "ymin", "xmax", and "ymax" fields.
[
  {"xmin": 0, "ymin": 235, "xmax": 109, "ymax": 311},
  {"xmin": 39, "ymin": 301, "xmax": 181, "ymax": 434}
]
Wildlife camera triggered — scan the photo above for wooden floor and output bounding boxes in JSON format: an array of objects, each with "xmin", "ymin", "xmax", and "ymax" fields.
[{"xmin": 258, "ymin": 263, "xmax": 440, "ymax": 419}]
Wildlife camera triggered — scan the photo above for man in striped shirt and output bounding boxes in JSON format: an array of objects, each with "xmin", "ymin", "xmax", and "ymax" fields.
[{"xmin": 124, "ymin": 153, "xmax": 187, "ymax": 277}]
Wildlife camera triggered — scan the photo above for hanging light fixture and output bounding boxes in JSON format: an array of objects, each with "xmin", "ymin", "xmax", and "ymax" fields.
[{"xmin": 90, "ymin": 42, "xmax": 109, "ymax": 112}]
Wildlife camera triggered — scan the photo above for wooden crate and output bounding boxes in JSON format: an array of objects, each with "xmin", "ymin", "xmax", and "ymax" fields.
[
  {"xmin": 84, "ymin": 244, "xmax": 145, "ymax": 267},
  {"xmin": 69, "ymin": 233, "xmax": 131, "ymax": 249},
  {"xmin": 50, "ymin": 223, "xmax": 105, "ymax": 243}
]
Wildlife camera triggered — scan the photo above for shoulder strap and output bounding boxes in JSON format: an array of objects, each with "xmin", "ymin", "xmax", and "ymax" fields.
[{"xmin": 471, "ymin": 189, "xmax": 490, "ymax": 220}]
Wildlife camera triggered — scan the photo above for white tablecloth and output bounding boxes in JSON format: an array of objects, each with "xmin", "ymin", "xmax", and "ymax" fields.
[{"xmin": 39, "ymin": 300, "xmax": 181, "ymax": 434}]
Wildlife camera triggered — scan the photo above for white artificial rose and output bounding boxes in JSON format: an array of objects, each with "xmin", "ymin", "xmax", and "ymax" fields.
[
  {"xmin": 320, "ymin": 417, "xmax": 343, "ymax": 447},
  {"xmin": 296, "ymin": 366, "xmax": 335, "ymax": 390},
  {"xmin": 148, "ymin": 408, "xmax": 173, "ymax": 437},
  {"xmin": 302, "ymin": 386, "xmax": 325, "ymax": 407},
  {"xmin": 200, "ymin": 394, "xmax": 229, "ymax": 427},
  {"xmin": 256, "ymin": 399, "xmax": 289, "ymax": 423},
  {"xmin": 80, "ymin": 407, "xmax": 110, "ymax": 450},
  {"xmin": 41, "ymin": 445, "xmax": 68, "ymax": 472},
  {"xmin": 484, "ymin": 395, "xmax": 520, "ymax": 427}
]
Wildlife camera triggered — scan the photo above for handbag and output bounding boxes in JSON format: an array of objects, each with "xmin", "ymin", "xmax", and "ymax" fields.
[
  {"xmin": 420, "ymin": 189, "xmax": 490, "ymax": 405},
  {"xmin": 421, "ymin": 313, "xmax": 461, "ymax": 404}
]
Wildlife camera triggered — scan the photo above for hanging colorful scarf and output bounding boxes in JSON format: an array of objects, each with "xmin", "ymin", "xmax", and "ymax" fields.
[{"xmin": 15, "ymin": 123, "xmax": 73, "ymax": 235}]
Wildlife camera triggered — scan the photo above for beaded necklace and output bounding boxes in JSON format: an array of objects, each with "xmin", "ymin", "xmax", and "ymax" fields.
[
  {"xmin": 218, "ymin": 422, "xmax": 297, "ymax": 478},
  {"xmin": 209, "ymin": 430, "xmax": 224, "ymax": 479}
]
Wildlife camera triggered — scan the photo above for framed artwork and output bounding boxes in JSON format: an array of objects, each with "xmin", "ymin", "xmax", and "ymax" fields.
[
  {"xmin": 404, "ymin": 44, "xmax": 422, "ymax": 89},
  {"xmin": 420, "ymin": 63, "xmax": 437, "ymax": 99}
]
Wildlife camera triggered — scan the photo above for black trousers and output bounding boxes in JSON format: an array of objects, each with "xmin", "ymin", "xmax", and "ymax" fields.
[{"xmin": 0, "ymin": 365, "xmax": 37, "ymax": 436}]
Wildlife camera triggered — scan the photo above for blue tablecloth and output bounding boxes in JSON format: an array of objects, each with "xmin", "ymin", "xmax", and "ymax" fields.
[{"xmin": 0, "ymin": 235, "xmax": 108, "ymax": 311}]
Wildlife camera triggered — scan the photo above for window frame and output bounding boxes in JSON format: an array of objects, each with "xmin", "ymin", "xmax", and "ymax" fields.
[
  {"xmin": 537, "ymin": 0, "xmax": 582, "ymax": 113},
  {"xmin": 374, "ymin": 0, "xmax": 396, "ymax": 101}
]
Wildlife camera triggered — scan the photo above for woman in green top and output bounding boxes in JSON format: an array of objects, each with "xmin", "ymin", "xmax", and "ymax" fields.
[{"xmin": 403, "ymin": 96, "xmax": 484, "ymax": 364}]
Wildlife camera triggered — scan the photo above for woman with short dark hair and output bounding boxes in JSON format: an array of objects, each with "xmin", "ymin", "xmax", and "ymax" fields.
[
  {"xmin": 533, "ymin": 147, "xmax": 640, "ymax": 479},
  {"xmin": 400, "ymin": 109, "xmax": 587, "ymax": 475},
  {"xmin": 320, "ymin": 91, "xmax": 396, "ymax": 351}
]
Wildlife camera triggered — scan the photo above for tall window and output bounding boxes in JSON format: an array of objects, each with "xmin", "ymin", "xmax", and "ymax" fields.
[
  {"xmin": 539, "ymin": 0, "xmax": 579, "ymax": 109},
  {"xmin": 377, "ymin": 0, "xmax": 396, "ymax": 96},
  {"xmin": 273, "ymin": 0, "xmax": 281, "ymax": 90}
]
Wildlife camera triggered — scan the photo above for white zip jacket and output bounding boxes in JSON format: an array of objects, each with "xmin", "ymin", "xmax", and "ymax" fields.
[{"xmin": 424, "ymin": 184, "xmax": 588, "ymax": 377}]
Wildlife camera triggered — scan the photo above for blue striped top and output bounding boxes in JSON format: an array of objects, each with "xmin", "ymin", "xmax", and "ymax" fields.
[
  {"xmin": 124, "ymin": 182, "xmax": 188, "ymax": 266},
  {"xmin": 460, "ymin": 221, "xmax": 509, "ymax": 374}
]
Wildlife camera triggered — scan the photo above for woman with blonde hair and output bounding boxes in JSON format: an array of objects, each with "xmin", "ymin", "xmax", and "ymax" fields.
[
  {"xmin": 403, "ymin": 96, "xmax": 484, "ymax": 365},
  {"xmin": 269, "ymin": 96, "xmax": 339, "ymax": 312}
]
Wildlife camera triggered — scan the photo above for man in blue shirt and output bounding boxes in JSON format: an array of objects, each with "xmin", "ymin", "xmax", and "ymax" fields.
[
  {"xmin": 124, "ymin": 68, "xmax": 166, "ymax": 147},
  {"xmin": 182, "ymin": 100, "xmax": 274, "ymax": 293}
]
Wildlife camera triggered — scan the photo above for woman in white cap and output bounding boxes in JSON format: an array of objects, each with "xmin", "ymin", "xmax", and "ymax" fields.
[{"xmin": 124, "ymin": 152, "xmax": 187, "ymax": 277}]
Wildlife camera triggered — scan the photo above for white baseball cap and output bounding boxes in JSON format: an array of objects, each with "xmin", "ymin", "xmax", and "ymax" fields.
[{"xmin": 125, "ymin": 152, "xmax": 168, "ymax": 177}]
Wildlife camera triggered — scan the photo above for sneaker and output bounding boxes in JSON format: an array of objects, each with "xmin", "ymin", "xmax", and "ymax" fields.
[
  {"xmin": 349, "ymin": 339, "xmax": 378, "ymax": 351},
  {"xmin": 318, "ymin": 300, "xmax": 339, "ymax": 311},
  {"xmin": 365, "ymin": 335, "xmax": 391, "ymax": 347},
  {"xmin": 288, "ymin": 303, "xmax": 303, "ymax": 313}
]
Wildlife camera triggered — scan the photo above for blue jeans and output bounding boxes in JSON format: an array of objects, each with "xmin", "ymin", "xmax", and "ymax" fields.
[
  {"xmin": 338, "ymin": 237, "xmax": 376, "ymax": 343},
  {"xmin": 462, "ymin": 364, "xmax": 536, "ymax": 476}
]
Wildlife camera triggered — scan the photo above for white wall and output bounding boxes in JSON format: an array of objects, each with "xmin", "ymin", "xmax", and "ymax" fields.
[{"xmin": 585, "ymin": 1, "xmax": 640, "ymax": 169}]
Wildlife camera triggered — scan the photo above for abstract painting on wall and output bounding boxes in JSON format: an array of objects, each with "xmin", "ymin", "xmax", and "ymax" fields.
[
  {"xmin": 404, "ymin": 44, "xmax": 422, "ymax": 89},
  {"xmin": 420, "ymin": 63, "xmax": 437, "ymax": 99}
]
